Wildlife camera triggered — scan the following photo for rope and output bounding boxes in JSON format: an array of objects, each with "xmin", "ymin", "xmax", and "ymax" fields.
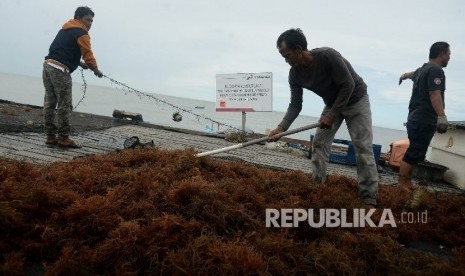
[
  {"xmin": 73, "ymin": 68, "xmax": 87, "ymax": 110},
  {"xmin": 3, "ymin": 71, "xmax": 245, "ymax": 134},
  {"xmin": 100, "ymin": 74, "xmax": 243, "ymax": 132}
]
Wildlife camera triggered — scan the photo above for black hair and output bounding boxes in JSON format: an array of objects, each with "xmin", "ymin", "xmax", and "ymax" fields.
[
  {"xmin": 429, "ymin": 42, "xmax": 449, "ymax": 59},
  {"xmin": 276, "ymin": 28, "xmax": 307, "ymax": 50},
  {"xmin": 74, "ymin": 6, "xmax": 94, "ymax": 19}
]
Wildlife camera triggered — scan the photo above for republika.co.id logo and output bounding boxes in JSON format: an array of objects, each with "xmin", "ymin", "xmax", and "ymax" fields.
[{"xmin": 266, "ymin": 208, "xmax": 428, "ymax": 228}]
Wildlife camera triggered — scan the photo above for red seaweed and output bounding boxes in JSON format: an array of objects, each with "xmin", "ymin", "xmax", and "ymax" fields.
[{"xmin": 0, "ymin": 149, "xmax": 464, "ymax": 274}]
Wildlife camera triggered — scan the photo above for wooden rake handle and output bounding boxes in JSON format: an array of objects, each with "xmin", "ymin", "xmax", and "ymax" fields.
[{"xmin": 196, "ymin": 123, "xmax": 321, "ymax": 157}]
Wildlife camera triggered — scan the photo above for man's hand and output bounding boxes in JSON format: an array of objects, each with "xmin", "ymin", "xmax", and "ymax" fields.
[
  {"xmin": 268, "ymin": 126, "xmax": 284, "ymax": 142},
  {"xmin": 93, "ymin": 69, "xmax": 103, "ymax": 78},
  {"xmin": 398, "ymin": 73, "xmax": 406, "ymax": 85},
  {"xmin": 437, "ymin": 115, "xmax": 448, "ymax": 134},
  {"xmin": 399, "ymin": 72, "xmax": 413, "ymax": 85},
  {"xmin": 79, "ymin": 62, "xmax": 89, "ymax": 70},
  {"xmin": 319, "ymin": 115, "xmax": 334, "ymax": 129}
]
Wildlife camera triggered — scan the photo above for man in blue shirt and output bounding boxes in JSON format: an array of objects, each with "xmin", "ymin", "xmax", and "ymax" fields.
[{"xmin": 43, "ymin": 6, "xmax": 103, "ymax": 148}]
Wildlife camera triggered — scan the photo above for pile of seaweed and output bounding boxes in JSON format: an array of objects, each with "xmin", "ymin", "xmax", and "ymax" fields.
[{"xmin": 1, "ymin": 149, "xmax": 464, "ymax": 275}]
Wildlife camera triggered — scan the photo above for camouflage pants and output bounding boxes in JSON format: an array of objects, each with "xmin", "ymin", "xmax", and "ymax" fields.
[
  {"xmin": 311, "ymin": 94, "xmax": 378, "ymax": 205},
  {"xmin": 42, "ymin": 63, "xmax": 72, "ymax": 137}
]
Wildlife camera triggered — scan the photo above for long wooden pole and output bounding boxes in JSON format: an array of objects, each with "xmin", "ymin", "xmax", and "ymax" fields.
[{"xmin": 196, "ymin": 123, "xmax": 320, "ymax": 157}]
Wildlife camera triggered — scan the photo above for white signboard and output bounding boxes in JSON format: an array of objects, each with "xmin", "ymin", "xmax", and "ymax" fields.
[{"xmin": 216, "ymin": 72, "xmax": 272, "ymax": 112}]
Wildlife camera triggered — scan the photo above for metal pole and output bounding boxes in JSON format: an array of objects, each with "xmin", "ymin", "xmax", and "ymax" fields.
[
  {"xmin": 242, "ymin": 111, "xmax": 246, "ymax": 132},
  {"xmin": 196, "ymin": 123, "xmax": 320, "ymax": 157}
]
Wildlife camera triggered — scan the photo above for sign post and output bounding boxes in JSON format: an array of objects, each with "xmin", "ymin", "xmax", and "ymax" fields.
[{"xmin": 216, "ymin": 72, "xmax": 272, "ymax": 132}]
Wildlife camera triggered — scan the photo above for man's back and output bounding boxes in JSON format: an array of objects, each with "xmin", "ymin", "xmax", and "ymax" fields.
[
  {"xmin": 289, "ymin": 47, "xmax": 367, "ymax": 108},
  {"xmin": 408, "ymin": 63, "xmax": 445, "ymax": 125}
]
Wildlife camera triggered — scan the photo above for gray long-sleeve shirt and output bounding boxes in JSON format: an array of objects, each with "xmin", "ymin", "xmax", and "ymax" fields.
[{"xmin": 278, "ymin": 47, "xmax": 367, "ymax": 130}]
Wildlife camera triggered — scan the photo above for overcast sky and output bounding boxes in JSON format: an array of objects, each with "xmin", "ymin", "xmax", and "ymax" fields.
[{"xmin": 0, "ymin": 0, "xmax": 463, "ymax": 129}]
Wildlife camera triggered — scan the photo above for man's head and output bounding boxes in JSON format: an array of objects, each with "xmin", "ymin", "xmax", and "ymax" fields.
[
  {"xmin": 74, "ymin": 6, "xmax": 94, "ymax": 30},
  {"xmin": 277, "ymin": 28, "xmax": 308, "ymax": 67},
  {"xmin": 429, "ymin": 41, "xmax": 450, "ymax": 67}
]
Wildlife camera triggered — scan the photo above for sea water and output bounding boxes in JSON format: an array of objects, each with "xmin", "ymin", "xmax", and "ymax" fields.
[{"xmin": 0, "ymin": 72, "xmax": 407, "ymax": 152}]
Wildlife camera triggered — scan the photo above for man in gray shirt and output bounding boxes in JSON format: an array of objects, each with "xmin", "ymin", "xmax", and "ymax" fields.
[{"xmin": 269, "ymin": 28, "xmax": 378, "ymax": 206}]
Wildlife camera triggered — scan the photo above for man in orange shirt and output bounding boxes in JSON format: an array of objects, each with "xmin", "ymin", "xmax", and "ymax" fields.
[{"xmin": 43, "ymin": 6, "xmax": 103, "ymax": 148}]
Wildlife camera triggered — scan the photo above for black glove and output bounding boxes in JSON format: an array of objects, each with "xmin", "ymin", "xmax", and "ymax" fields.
[
  {"xmin": 93, "ymin": 69, "xmax": 103, "ymax": 78},
  {"xmin": 437, "ymin": 115, "xmax": 448, "ymax": 134}
]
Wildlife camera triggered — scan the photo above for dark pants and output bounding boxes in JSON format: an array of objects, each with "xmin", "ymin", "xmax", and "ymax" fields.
[{"xmin": 403, "ymin": 121, "xmax": 436, "ymax": 165}]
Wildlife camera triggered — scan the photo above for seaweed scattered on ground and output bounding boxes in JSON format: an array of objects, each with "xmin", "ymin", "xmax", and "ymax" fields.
[
  {"xmin": 1, "ymin": 149, "xmax": 464, "ymax": 275},
  {"xmin": 0, "ymin": 107, "xmax": 16, "ymax": 116}
]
